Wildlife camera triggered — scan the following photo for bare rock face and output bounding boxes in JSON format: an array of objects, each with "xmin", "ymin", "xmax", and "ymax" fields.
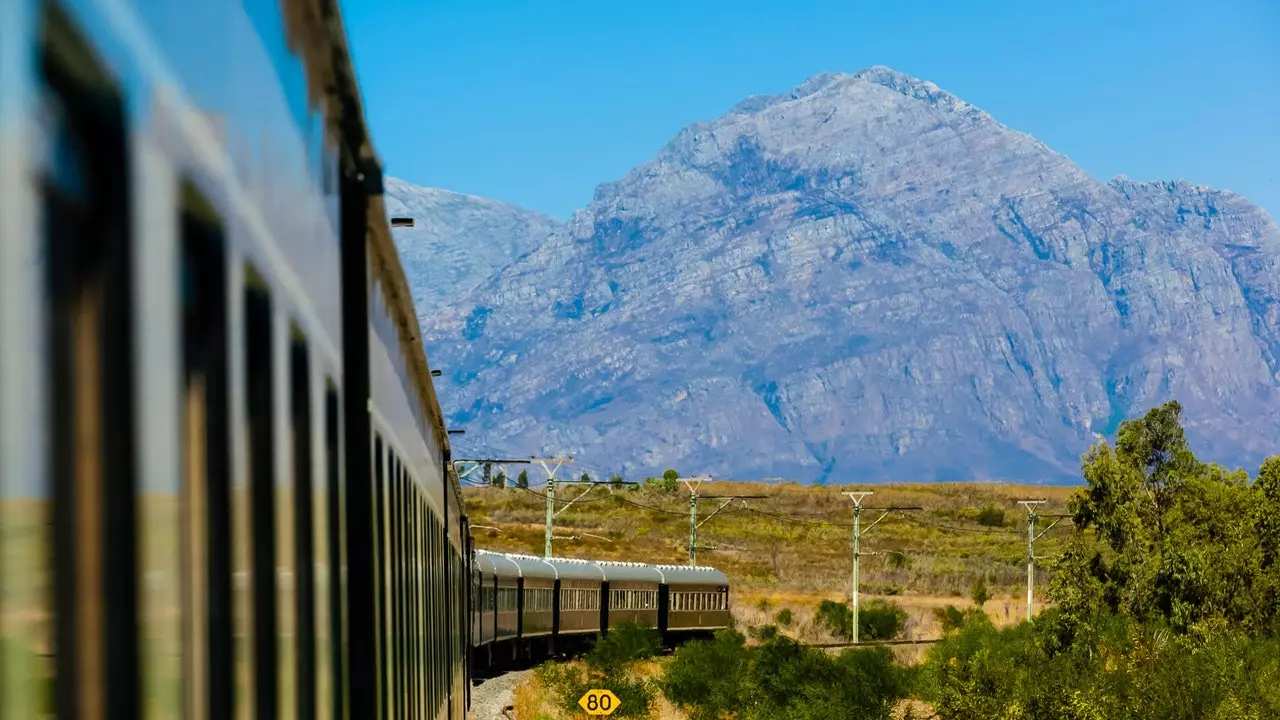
[
  {"xmin": 395, "ymin": 67, "xmax": 1280, "ymax": 483},
  {"xmin": 384, "ymin": 177, "xmax": 562, "ymax": 308}
]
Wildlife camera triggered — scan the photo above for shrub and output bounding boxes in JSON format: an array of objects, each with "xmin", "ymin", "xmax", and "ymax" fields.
[
  {"xmin": 814, "ymin": 599, "xmax": 852, "ymax": 640},
  {"xmin": 662, "ymin": 628, "xmax": 749, "ymax": 720},
  {"xmin": 887, "ymin": 550, "xmax": 911, "ymax": 569},
  {"xmin": 859, "ymin": 599, "xmax": 907, "ymax": 641},
  {"xmin": 933, "ymin": 604, "xmax": 967, "ymax": 633},
  {"xmin": 661, "ymin": 629, "xmax": 908, "ymax": 720},
  {"xmin": 975, "ymin": 504, "xmax": 1006, "ymax": 527},
  {"xmin": 775, "ymin": 608, "xmax": 793, "ymax": 627},
  {"xmin": 755, "ymin": 597, "xmax": 772, "ymax": 613},
  {"xmin": 920, "ymin": 611, "xmax": 1280, "ymax": 720},
  {"xmin": 645, "ymin": 475, "xmax": 679, "ymax": 493},
  {"xmin": 970, "ymin": 578, "xmax": 990, "ymax": 608},
  {"xmin": 538, "ymin": 661, "xmax": 654, "ymax": 718},
  {"xmin": 586, "ymin": 621, "xmax": 661, "ymax": 674}
]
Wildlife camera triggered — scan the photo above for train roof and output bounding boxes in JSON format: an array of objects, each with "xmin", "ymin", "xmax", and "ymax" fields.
[
  {"xmin": 475, "ymin": 551, "xmax": 729, "ymax": 585},
  {"xmin": 308, "ymin": 0, "xmax": 457, "ymax": 498},
  {"xmin": 653, "ymin": 564, "xmax": 730, "ymax": 586}
]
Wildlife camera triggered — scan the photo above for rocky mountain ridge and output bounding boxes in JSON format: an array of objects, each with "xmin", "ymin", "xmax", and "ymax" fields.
[{"xmin": 389, "ymin": 66, "xmax": 1280, "ymax": 483}]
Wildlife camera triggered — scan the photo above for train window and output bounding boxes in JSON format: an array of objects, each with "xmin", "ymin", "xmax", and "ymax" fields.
[
  {"xmin": 38, "ymin": 2, "xmax": 139, "ymax": 714},
  {"xmin": 390, "ymin": 454, "xmax": 401, "ymax": 719},
  {"xmin": 319, "ymin": 383, "xmax": 341, "ymax": 720},
  {"xmin": 243, "ymin": 267, "xmax": 278, "ymax": 718},
  {"xmin": 372, "ymin": 434, "xmax": 387, "ymax": 719},
  {"xmin": 290, "ymin": 330, "xmax": 315, "ymax": 719},
  {"xmin": 415, "ymin": 493, "xmax": 424, "ymax": 717},
  {"xmin": 179, "ymin": 179, "xmax": 233, "ymax": 719}
]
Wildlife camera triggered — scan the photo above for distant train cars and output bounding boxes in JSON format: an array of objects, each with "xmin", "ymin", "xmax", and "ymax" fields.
[{"xmin": 470, "ymin": 551, "xmax": 732, "ymax": 673}]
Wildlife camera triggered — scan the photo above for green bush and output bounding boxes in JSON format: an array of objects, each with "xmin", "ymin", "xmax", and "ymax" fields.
[
  {"xmin": 814, "ymin": 599, "xmax": 852, "ymax": 639},
  {"xmin": 859, "ymin": 599, "xmax": 908, "ymax": 641},
  {"xmin": 537, "ymin": 661, "xmax": 654, "ymax": 718},
  {"xmin": 645, "ymin": 475, "xmax": 679, "ymax": 493},
  {"xmin": 809, "ymin": 599, "xmax": 905, "ymax": 641},
  {"xmin": 661, "ymin": 628, "xmax": 908, "ymax": 720},
  {"xmin": 932, "ymin": 604, "xmax": 967, "ymax": 633},
  {"xmin": 774, "ymin": 608, "xmax": 793, "ymax": 627},
  {"xmin": 586, "ymin": 621, "xmax": 662, "ymax": 674},
  {"xmin": 975, "ymin": 504, "xmax": 1006, "ymax": 527},
  {"xmin": 920, "ymin": 610, "xmax": 1280, "ymax": 720},
  {"xmin": 662, "ymin": 628, "xmax": 750, "ymax": 720},
  {"xmin": 969, "ymin": 578, "xmax": 990, "ymax": 608}
]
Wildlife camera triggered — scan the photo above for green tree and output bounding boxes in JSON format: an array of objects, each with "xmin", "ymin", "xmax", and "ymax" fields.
[
  {"xmin": 1059, "ymin": 400, "xmax": 1274, "ymax": 632},
  {"xmin": 580, "ymin": 471, "xmax": 592, "ymax": 484},
  {"xmin": 646, "ymin": 475, "xmax": 679, "ymax": 493},
  {"xmin": 516, "ymin": 469, "xmax": 529, "ymax": 489},
  {"xmin": 494, "ymin": 470, "xmax": 507, "ymax": 488},
  {"xmin": 663, "ymin": 468, "xmax": 679, "ymax": 483},
  {"xmin": 482, "ymin": 462, "xmax": 492, "ymax": 486},
  {"xmin": 609, "ymin": 472, "xmax": 624, "ymax": 488}
]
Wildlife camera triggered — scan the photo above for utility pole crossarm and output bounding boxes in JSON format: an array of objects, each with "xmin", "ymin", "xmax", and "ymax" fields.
[
  {"xmin": 534, "ymin": 456, "xmax": 574, "ymax": 559},
  {"xmin": 858, "ymin": 506, "xmax": 923, "ymax": 535},
  {"xmin": 553, "ymin": 483, "xmax": 598, "ymax": 517},
  {"xmin": 699, "ymin": 494, "xmax": 767, "ymax": 530},
  {"xmin": 1032, "ymin": 517, "xmax": 1067, "ymax": 543},
  {"xmin": 679, "ymin": 476, "xmax": 715, "ymax": 567}
]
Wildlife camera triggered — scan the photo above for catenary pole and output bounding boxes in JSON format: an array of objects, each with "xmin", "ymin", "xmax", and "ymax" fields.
[{"xmin": 842, "ymin": 493, "xmax": 921, "ymax": 643}]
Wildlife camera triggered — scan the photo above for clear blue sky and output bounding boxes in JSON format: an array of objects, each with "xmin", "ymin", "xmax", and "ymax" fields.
[{"xmin": 341, "ymin": 0, "xmax": 1279, "ymax": 220}]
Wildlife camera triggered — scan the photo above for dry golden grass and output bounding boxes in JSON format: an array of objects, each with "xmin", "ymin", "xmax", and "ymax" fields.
[{"xmin": 466, "ymin": 480, "xmax": 1080, "ymax": 627}]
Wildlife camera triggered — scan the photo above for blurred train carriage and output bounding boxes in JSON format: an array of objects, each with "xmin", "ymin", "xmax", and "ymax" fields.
[
  {"xmin": 0, "ymin": 0, "xmax": 468, "ymax": 717},
  {"xmin": 0, "ymin": 0, "xmax": 732, "ymax": 716}
]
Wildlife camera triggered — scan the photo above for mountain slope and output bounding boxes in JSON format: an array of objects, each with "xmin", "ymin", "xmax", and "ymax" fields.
[
  {"xmin": 413, "ymin": 67, "xmax": 1280, "ymax": 483},
  {"xmin": 384, "ymin": 177, "xmax": 562, "ymax": 307}
]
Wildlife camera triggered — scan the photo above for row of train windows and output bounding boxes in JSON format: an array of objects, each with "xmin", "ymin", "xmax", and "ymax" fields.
[
  {"xmin": 524, "ymin": 588, "xmax": 554, "ymax": 613},
  {"xmin": 671, "ymin": 592, "xmax": 728, "ymax": 612},
  {"xmin": 25, "ymin": 10, "xmax": 350, "ymax": 716},
  {"xmin": 373, "ymin": 435, "xmax": 460, "ymax": 720},
  {"xmin": 561, "ymin": 588, "xmax": 600, "ymax": 612},
  {"xmin": 609, "ymin": 589, "xmax": 657, "ymax": 611},
  {"xmin": 495, "ymin": 587, "xmax": 520, "ymax": 613}
]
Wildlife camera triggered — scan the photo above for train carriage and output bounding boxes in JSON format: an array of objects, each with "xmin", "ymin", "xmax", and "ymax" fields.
[
  {"xmin": 660, "ymin": 566, "xmax": 732, "ymax": 634},
  {"xmin": 0, "ymin": 0, "xmax": 469, "ymax": 718},
  {"xmin": 0, "ymin": 0, "xmax": 735, "ymax": 715},
  {"xmin": 599, "ymin": 562, "xmax": 662, "ymax": 631},
  {"xmin": 552, "ymin": 559, "xmax": 606, "ymax": 638}
]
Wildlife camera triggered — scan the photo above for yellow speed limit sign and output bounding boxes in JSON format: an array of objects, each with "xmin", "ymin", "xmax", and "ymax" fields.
[{"xmin": 578, "ymin": 688, "xmax": 621, "ymax": 716}]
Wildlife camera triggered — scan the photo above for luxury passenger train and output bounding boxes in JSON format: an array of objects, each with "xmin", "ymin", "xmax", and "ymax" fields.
[{"xmin": 0, "ymin": 1, "xmax": 731, "ymax": 718}]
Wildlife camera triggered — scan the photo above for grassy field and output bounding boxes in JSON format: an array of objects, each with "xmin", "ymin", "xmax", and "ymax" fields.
[
  {"xmin": 472, "ymin": 480, "xmax": 1084, "ymax": 719},
  {"xmin": 465, "ymin": 480, "xmax": 1080, "ymax": 646}
]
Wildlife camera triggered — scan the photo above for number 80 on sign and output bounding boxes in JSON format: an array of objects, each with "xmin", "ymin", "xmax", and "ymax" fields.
[{"xmin": 578, "ymin": 689, "xmax": 621, "ymax": 716}]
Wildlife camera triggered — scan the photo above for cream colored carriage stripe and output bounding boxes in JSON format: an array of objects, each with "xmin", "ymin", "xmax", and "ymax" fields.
[
  {"xmin": 92, "ymin": 0, "xmax": 343, "ymax": 370},
  {"xmin": 367, "ymin": 399, "xmax": 444, "ymax": 518}
]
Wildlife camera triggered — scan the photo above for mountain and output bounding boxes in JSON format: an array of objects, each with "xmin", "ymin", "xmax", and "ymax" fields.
[
  {"xmin": 404, "ymin": 66, "xmax": 1280, "ymax": 484},
  {"xmin": 383, "ymin": 177, "xmax": 562, "ymax": 307}
]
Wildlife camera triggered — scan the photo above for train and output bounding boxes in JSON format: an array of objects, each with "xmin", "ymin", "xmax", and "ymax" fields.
[
  {"xmin": 470, "ymin": 551, "xmax": 730, "ymax": 675},
  {"xmin": 0, "ymin": 0, "xmax": 732, "ymax": 718}
]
